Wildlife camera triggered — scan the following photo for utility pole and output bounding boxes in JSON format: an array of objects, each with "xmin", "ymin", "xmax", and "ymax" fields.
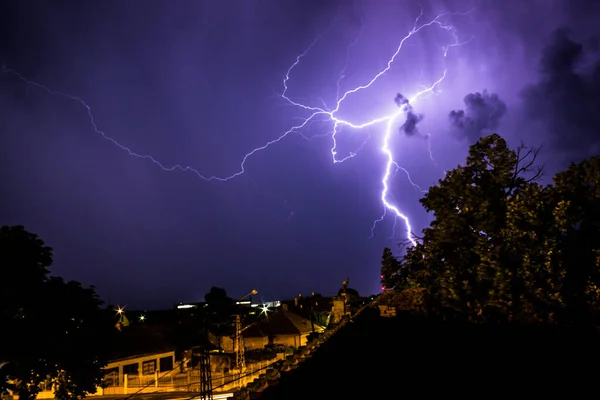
[
  {"xmin": 234, "ymin": 289, "xmax": 258, "ymax": 373},
  {"xmin": 198, "ymin": 316, "xmax": 213, "ymax": 400},
  {"xmin": 235, "ymin": 314, "xmax": 245, "ymax": 371}
]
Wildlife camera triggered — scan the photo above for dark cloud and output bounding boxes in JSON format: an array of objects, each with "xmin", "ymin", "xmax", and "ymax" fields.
[
  {"xmin": 448, "ymin": 91, "xmax": 507, "ymax": 142},
  {"xmin": 394, "ymin": 93, "xmax": 409, "ymax": 107},
  {"xmin": 521, "ymin": 28, "xmax": 600, "ymax": 154},
  {"xmin": 394, "ymin": 93, "xmax": 424, "ymax": 136}
]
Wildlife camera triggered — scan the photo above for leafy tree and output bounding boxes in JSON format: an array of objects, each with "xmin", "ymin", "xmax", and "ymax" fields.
[
  {"xmin": 204, "ymin": 286, "xmax": 236, "ymax": 343},
  {"xmin": 42, "ymin": 278, "xmax": 115, "ymax": 400},
  {"xmin": 204, "ymin": 286, "xmax": 235, "ymax": 318},
  {"xmin": 550, "ymin": 156, "xmax": 600, "ymax": 325},
  {"xmin": 1, "ymin": 226, "xmax": 54, "ymax": 400},
  {"xmin": 312, "ymin": 311, "xmax": 331, "ymax": 328},
  {"xmin": 0, "ymin": 225, "xmax": 51, "ymax": 320},
  {"xmin": 0, "ymin": 225, "xmax": 113, "ymax": 400},
  {"xmin": 205, "ymin": 286, "xmax": 229, "ymax": 304},
  {"xmin": 400, "ymin": 134, "xmax": 548, "ymax": 322},
  {"xmin": 380, "ymin": 247, "xmax": 400, "ymax": 290},
  {"xmin": 387, "ymin": 135, "xmax": 600, "ymax": 326},
  {"xmin": 379, "ymin": 288, "xmax": 424, "ymax": 313},
  {"xmin": 380, "ymin": 247, "xmax": 417, "ymax": 291}
]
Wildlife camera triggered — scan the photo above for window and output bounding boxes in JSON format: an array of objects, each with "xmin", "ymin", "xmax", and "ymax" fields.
[
  {"xmin": 142, "ymin": 360, "xmax": 156, "ymax": 375},
  {"xmin": 159, "ymin": 356, "xmax": 173, "ymax": 372},
  {"xmin": 123, "ymin": 363, "xmax": 138, "ymax": 375}
]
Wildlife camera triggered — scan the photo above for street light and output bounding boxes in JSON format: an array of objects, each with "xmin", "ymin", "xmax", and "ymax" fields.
[
  {"xmin": 115, "ymin": 306, "xmax": 129, "ymax": 330},
  {"xmin": 259, "ymin": 304, "xmax": 270, "ymax": 316},
  {"xmin": 241, "ymin": 289, "xmax": 258, "ymax": 300}
]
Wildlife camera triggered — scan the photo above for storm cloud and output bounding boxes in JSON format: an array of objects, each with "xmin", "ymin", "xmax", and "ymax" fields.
[
  {"xmin": 521, "ymin": 28, "xmax": 600, "ymax": 155},
  {"xmin": 448, "ymin": 91, "xmax": 508, "ymax": 142},
  {"xmin": 395, "ymin": 93, "xmax": 424, "ymax": 136}
]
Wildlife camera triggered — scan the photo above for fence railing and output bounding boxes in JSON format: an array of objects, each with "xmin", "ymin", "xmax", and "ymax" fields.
[
  {"xmin": 31, "ymin": 356, "xmax": 284, "ymax": 399},
  {"xmin": 102, "ymin": 355, "xmax": 284, "ymax": 395}
]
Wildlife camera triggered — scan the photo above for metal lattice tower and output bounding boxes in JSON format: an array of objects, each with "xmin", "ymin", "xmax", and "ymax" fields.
[
  {"xmin": 198, "ymin": 324, "xmax": 213, "ymax": 400},
  {"xmin": 235, "ymin": 314, "xmax": 245, "ymax": 371}
]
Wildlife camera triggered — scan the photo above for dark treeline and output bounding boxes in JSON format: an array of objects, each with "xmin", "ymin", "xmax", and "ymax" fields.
[
  {"xmin": 0, "ymin": 225, "xmax": 115, "ymax": 400},
  {"xmin": 0, "ymin": 225, "xmax": 268, "ymax": 400}
]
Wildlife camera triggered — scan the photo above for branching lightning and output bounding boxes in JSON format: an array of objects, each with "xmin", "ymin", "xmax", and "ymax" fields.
[
  {"xmin": 277, "ymin": 9, "xmax": 471, "ymax": 246},
  {"xmin": 2, "ymin": 8, "xmax": 472, "ymax": 248}
]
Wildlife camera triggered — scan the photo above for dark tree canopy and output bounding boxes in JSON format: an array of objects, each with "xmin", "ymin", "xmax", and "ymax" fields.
[
  {"xmin": 0, "ymin": 226, "xmax": 113, "ymax": 400},
  {"xmin": 0, "ymin": 225, "xmax": 52, "ymax": 318},
  {"xmin": 380, "ymin": 247, "xmax": 400, "ymax": 290},
  {"xmin": 204, "ymin": 286, "xmax": 235, "ymax": 326},
  {"xmin": 386, "ymin": 134, "xmax": 600, "ymax": 326},
  {"xmin": 204, "ymin": 286, "xmax": 230, "ymax": 305},
  {"xmin": 550, "ymin": 156, "xmax": 600, "ymax": 323}
]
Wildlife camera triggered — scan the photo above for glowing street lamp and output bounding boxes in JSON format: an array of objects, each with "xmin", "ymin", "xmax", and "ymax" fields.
[
  {"xmin": 114, "ymin": 306, "xmax": 129, "ymax": 330},
  {"xmin": 259, "ymin": 304, "xmax": 270, "ymax": 316}
]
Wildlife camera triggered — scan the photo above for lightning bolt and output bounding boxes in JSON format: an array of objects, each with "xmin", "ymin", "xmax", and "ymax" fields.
[
  {"xmin": 2, "ymin": 8, "xmax": 472, "ymax": 248},
  {"xmin": 276, "ymin": 9, "xmax": 472, "ymax": 246}
]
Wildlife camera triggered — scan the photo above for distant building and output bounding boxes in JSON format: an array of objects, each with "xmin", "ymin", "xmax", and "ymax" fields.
[
  {"xmin": 330, "ymin": 296, "xmax": 351, "ymax": 324},
  {"xmin": 215, "ymin": 310, "xmax": 325, "ymax": 351},
  {"xmin": 103, "ymin": 350, "xmax": 176, "ymax": 389},
  {"xmin": 175, "ymin": 301, "xmax": 206, "ymax": 311}
]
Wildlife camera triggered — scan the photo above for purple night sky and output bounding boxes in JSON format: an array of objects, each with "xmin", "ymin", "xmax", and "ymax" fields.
[{"xmin": 1, "ymin": 0, "xmax": 599, "ymax": 309}]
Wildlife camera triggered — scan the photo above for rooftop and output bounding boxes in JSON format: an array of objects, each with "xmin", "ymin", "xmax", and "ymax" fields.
[{"xmin": 244, "ymin": 311, "xmax": 322, "ymax": 338}]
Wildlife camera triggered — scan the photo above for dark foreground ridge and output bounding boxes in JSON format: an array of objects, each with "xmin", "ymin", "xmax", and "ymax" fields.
[{"xmin": 260, "ymin": 307, "xmax": 600, "ymax": 398}]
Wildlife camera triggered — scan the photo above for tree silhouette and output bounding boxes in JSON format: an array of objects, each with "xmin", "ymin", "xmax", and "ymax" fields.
[
  {"xmin": 400, "ymin": 135, "xmax": 550, "ymax": 322},
  {"xmin": 396, "ymin": 135, "xmax": 600, "ymax": 325},
  {"xmin": 0, "ymin": 226, "xmax": 113, "ymax": 400},
  {"xmin": 0, "ymin": 225, "xmax": 51, "ymax": 317},
  {"xmin": 380, "ymin": 247, "xmax": 400, "ymax": 290},
  {"xmin": 43, "ymin": 277, "xmax": 115, "ymax": 400},
  {"xmin": 205, "ymin": 286, "xmax": 231, "ymax": 306},
  {"xmin": 550, "ymin": 156, "xmax": 600, "ymax": 325},
  {"xmin": 204, "ymin": 286, "xmax": 235, "ymax": 339},
  {"xmin": 1, "ymin": 226, "xmax": 53, "ymax": 400}
]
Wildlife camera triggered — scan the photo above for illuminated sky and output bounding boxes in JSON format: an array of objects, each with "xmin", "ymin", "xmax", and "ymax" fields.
[{"xmin": 1, "ymin": 0, "xmax": 599, "ymax": 309}]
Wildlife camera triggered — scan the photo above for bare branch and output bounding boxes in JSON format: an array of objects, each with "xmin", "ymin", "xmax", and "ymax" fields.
[
  {"xmin": 513, "ymin": 143, "xmax": 544, "ymax": 181},
  {"xmin": 510, "ymin": 143, "xmax": 545, "ymax": 192}
]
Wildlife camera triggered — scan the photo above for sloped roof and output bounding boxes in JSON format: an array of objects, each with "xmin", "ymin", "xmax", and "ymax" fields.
[
  {"xmin": 285, "ymin": 312, "xmax": 321, "ymax": 334},
  {"xmin": 243, "ymin": 311, "xmax": 319, "ymax": 338},
  {"xmin": 243, "ymin": 322, "xmax": 267, "ymax": 338}
]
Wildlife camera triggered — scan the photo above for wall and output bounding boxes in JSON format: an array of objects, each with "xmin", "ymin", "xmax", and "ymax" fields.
[
  {"xmin": 219, "ymin": 335, "xmax": 234, "ymax": 352},
  {"xmin": 272, "ymin": 333, "xmax": 307, "ymax": 348},
  {"xmin": 104, "ymin": 351, "xmax": 176, "ymax": 386},
  {"xmin": 243, "ymin": 333, "xmax": 308, "ymax": 349},
  {"xmin": 210, "ymin": 354, "xmax": 232, "ymax": 373},
  {"xmin": 331, "ymin": 297, "xmax": 350, "ymax": 324},
  {"xmin": 243, "ymin": 336, "xmax": 269, "ymax": 350}
]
